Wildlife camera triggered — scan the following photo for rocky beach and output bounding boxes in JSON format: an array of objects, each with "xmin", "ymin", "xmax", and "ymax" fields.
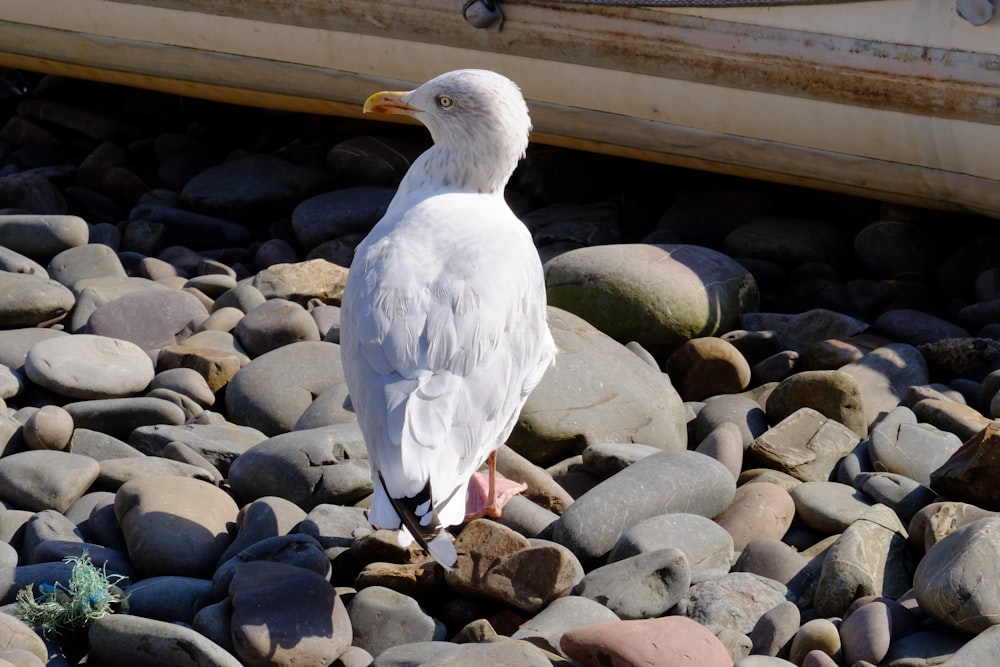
[{"xmin": 2, "ymin": 71, "xmax": 1000, "ymax": 667}]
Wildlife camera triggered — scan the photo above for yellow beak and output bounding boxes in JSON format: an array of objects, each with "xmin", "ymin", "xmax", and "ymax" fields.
[{"xmin": 363, "ymin": 91, "xmax": 418, "ymax": 116}]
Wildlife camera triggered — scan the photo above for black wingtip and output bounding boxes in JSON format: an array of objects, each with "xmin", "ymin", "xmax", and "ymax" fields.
[{"xmin": 378, "ymin": 473, "xmax": 457, "ymax": 567}]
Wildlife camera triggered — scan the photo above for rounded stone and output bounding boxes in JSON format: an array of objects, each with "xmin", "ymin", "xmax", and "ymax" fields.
[
  {"xmin": 115, "ymin": 475, "xmax": 239, "ymax": 578},
  {"xmin": 677, "ymin": 572, "xmax": 789, "ymax": 635},
  {"xmin": 346, "ymin": 586, "xmax": 447, "ymax": 658},
  {"xmin": 233, "ymin": 298, "xmax": 321, "ymax": 358},
  {"xmin": 0, "ymin": 272, "xmax": 75, "ymax": 327},
  {"xmin": 227, "ymin": 424, "xmax": 372, "ymax": 510},
  {"xmin": 552, "ymin": 450, "xmax": 736, "ymax": 567},
  {"xmin": 291, "ymin": 186, "xmax": 395, "ymax": 249},
  {"xmin": 691, "ymin": 394, "xmax": 770, "ymax": 448},
  {"xmin": 914, "ymin": 517, "xmax": 1000, "ymax": 633},
  {"xmin": 509, "ymin": 307, "xmax": 688, "ymax": 466},
  {"xmin": 230, "ymin": 560, "xmax": 351, "ymax": 667},
  {"xmin": 88, "ymin": 613, "xmax": 242, "ymax": 667},
  {"xmin": 790, "ymin": 481, "xmax": 874, "ymax": 534},
  {"xmin": 715, "ymin": 482, "xmax": 795, "ymax": 551},
  {"xmin": 149, "ymin": 367, "xmax": 215, "ymax": 408},
  {"xmin": 574, "ymin": 548, "xmax": 691, "ymax": 620},
  {"xmin": 545, "ymin": 243, "xmax": 758, "ymax": 359},
  {"xmin": 225, "ymin": 340, "xmax": 344, "ymax": 436},
  {"xmin": 0, "ymin": 214, "xmax": 90, "ymax": 259},
  {"xmin": 788, "ymin": 618, "xmax": 841, "ymax": 666},
  {"xmin": 511, "ymin": 595, "xmax": 620, "ymax": 655},
  {"xmin": 666, "ymin": 337, "xmax": 752, "ymax": 401},
  {"xmin": 84, "ymin": 288, "xmax": 210, "ymax": 353},
  {"xmin": 560, "ymin": 616, "xmax": 733, "ymax": 667},
  {"xmin": 22, "ymin": 404, "xmax": 74, "ymax": 451},
  {"xmin": 24, "ymin": 334, "xmax": 155, "ymax": 400},
  {"xmin": 608, "ymin": 512, "xmax": 734, "ymax": 584},
  {"xmin": 765, "ymin": 369, "xmax": 867, "ymax": 438},
  {"xmin": 0, "ymin": 450, "xmax": 100, "ymax": 513},
  {"xmin": 180, "ymin": 153, "xmax": 333, "ymax": 221},
  {"xmin": 46, "ymin": 242, "xmax": 127, "ymax": 290},
  {"xmin": 853, "ymin": 220, "xmax": 937, "ymax": 279}
]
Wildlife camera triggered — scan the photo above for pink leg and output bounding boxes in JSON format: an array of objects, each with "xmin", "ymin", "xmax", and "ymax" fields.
[{"xmin": 465, "ymin": 451, "xmax": 526, "ymax": 520}]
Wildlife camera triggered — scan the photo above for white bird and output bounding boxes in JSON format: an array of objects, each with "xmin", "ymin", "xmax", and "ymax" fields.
[{"xmin": 340, "ymin": 69, "xmax": 557, "ymax": 567}]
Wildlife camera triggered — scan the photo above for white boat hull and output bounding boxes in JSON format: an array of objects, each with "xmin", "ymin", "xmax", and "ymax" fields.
[{"xmin": 0, "ymin": 0, "xmax": 997, "ymax": 216}]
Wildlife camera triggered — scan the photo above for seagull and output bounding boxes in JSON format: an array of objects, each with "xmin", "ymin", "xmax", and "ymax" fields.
[{"xmin": 340, "ymin": 69, "xmax": 557, "ymax": 567}]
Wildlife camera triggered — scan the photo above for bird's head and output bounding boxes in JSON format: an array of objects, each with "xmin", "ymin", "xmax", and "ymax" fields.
[{"xmin": 364, "ymin": 70, "xmax": 531, "ymax": 192}]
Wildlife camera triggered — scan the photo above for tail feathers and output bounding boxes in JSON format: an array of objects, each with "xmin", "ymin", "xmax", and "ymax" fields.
[{"xmin": 378, "ymin": 473, "xmax": 458, "ymax": 568}]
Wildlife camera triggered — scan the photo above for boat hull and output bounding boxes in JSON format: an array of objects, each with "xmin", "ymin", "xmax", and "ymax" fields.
[{"xmin": 1, "ymin": 0, "xmax": 998, "ymax": 217}]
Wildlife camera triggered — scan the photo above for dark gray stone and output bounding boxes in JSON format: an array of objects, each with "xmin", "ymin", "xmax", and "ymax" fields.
[{"xmin": 552, "ymin": 450, "xmax": 736, "ymax": 567}]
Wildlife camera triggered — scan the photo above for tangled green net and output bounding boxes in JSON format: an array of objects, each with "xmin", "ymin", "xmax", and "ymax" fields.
[{"xmin": 14, "ymin": 552, "xmax": 129, "ymax": 635}]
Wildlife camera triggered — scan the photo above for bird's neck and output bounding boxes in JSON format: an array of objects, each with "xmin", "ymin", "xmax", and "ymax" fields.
[{"xmin": 398, "ymin": 145, "xmax": 517, "ymax": 197}]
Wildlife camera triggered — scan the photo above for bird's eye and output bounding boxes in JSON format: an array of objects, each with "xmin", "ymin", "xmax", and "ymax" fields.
[{"xmin": 436, "ymin": 95, "xmax": 453, "ymax": 108}]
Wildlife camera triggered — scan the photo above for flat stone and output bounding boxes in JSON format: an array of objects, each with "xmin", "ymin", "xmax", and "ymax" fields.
[
  {"xmin": 129, "ymin": 422, "xmax": 266, "ymax": 476},
  {"xmin": 872, "ymin": 308, "xmax": 970, "ymax": 346},
  {"xmin": 746, "ymin": 408, "xmax": 861, "ymax": 482},
  {"xmin": 84, "ymin": 288, "xmax": 210, "ymax": 353},
  {"xmin": 129, "ymin": 203, "xmax": 253, "ymax": 249},
  {"xmin": 724, "ymin": 217, "xmax": 850, "ymax": 267},
  {"xmin": 740, "ymin": 308, "xmax": 868, "ymax": 354},
  {"xmin": 24, "ymin": 334, "xmax": 155, "ymax": 399},
  {"xmin": 868, "ymin": 406, "xmax": 962, "ymax": 486}
]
